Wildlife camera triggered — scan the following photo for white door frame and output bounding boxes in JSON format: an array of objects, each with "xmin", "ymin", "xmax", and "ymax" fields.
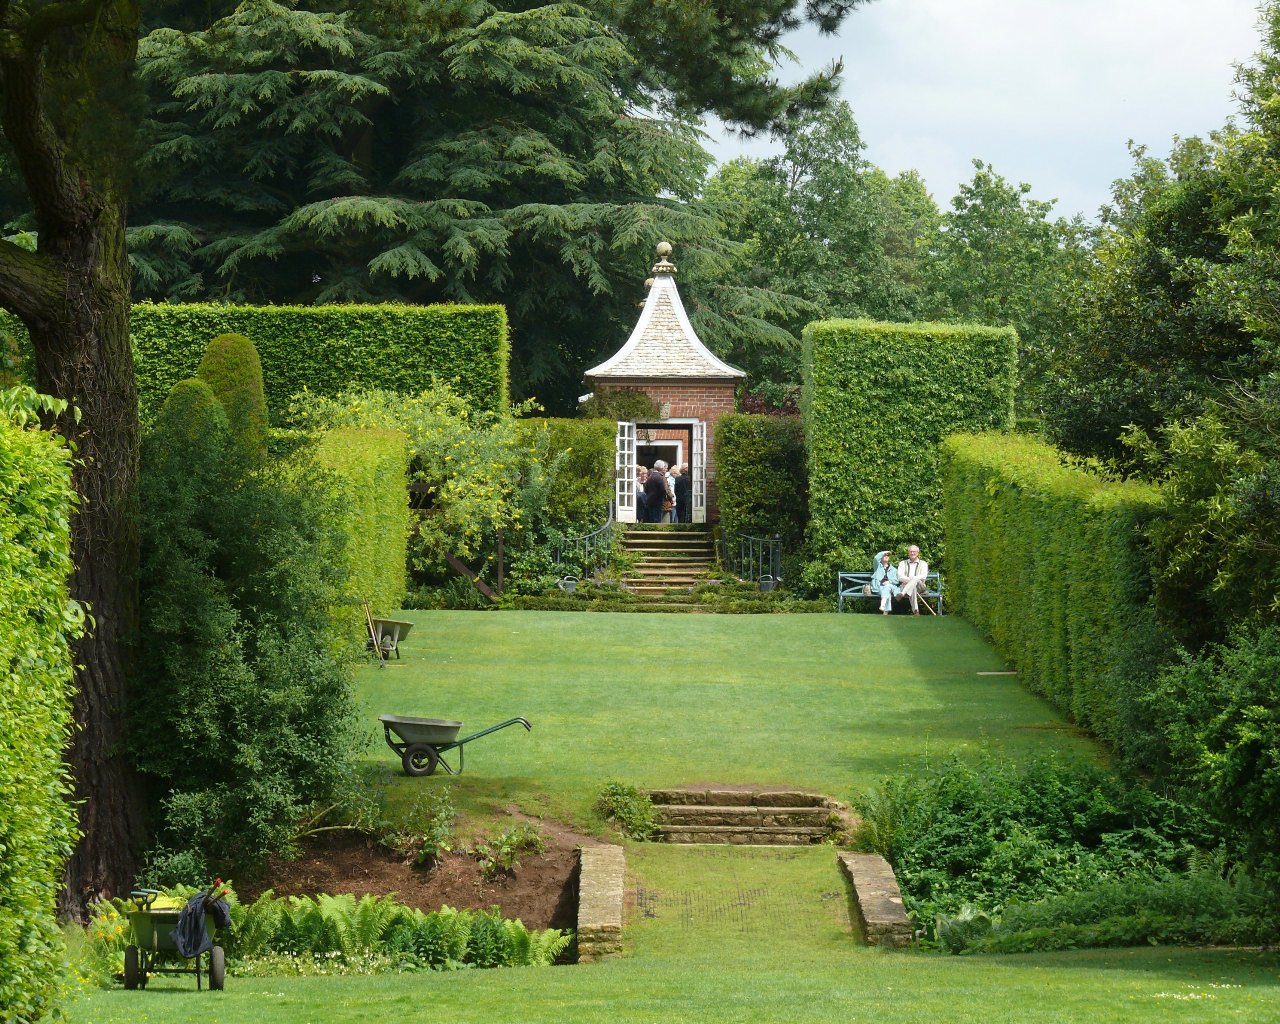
[
  {"xmin": 691, "ymin": 421, "xmax": 707, "ymax": 524},
  {"xmin": 614, "ymin": 421, "xmax": 637, "ymax": 524}
]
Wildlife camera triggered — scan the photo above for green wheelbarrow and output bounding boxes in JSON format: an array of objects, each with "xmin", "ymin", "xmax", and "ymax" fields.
[
  {"xmin": 379, "ymin": 714, "xmax": 531, "ymax": 776},
  {"xmin": 124, "ymin": 890, "xmax": 225, "ymax": 991}
]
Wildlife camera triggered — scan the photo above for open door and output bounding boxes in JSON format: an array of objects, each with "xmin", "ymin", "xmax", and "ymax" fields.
[
  {"xmin": 615, "ymin": 420, "xmax": 637, "ymax": 523},
  {"xmin": 691, "ymin": 420, "xmax": 707, "ymax": 524}
]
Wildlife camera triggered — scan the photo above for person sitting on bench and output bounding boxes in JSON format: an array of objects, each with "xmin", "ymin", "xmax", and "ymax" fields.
[
  {"xmin": 872, "ymin": 550, "xmax": 900, "ymax": 615},
  {"xmin": 896, "ymin": 544, "xmax": 929, "ymax": 615}
]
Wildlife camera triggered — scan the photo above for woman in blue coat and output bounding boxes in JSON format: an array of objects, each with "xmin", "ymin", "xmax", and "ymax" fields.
[{"xmin": 872, "ymin": 550, "xmax": 900, "ymax": 615}]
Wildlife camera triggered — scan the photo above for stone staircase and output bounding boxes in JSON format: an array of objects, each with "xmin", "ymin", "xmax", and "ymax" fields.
[
  {"xmin": 621, "ymin": 527, "xmax": 718, "ymax": 601},
  {"xmin": 645, "ymin": 788, "xmax": 845, "ymax": 845}
]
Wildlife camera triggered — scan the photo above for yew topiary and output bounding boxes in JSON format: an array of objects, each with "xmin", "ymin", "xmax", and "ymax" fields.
[{"xmin": 197, "ymin": 332, "xmax": 268, "ymax": 459}]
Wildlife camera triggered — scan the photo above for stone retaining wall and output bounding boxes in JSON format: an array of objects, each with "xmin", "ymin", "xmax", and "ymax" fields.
[
  {"xmin": 576, "ymin": 845, "xmax": 625, "ymax": 962},
  {"xmin": 837, "ymin": 852, "xmax": 914, "ymax": 948}
]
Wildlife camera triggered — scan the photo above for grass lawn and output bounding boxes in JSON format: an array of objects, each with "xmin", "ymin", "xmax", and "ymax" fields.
[
  {"xmin": 357, "ymin": 610, "xmax": 1098, "ymax": 827},
  {"xmin": 70, "ymin": 845, "xmax": 1280, "ymax": 1023},
  {"xmin": 68, "ymin": 610, "xmax": 1280, "ymax": 1023}
]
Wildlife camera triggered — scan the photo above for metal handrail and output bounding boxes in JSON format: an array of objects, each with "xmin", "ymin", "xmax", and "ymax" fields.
[
  {"xmin": 718, "ymin": 530, "xmax": 782, "ymax": 584},
  {"xmin": 554, "ymin": 503, "xmax": 616, "ymax": 577}
]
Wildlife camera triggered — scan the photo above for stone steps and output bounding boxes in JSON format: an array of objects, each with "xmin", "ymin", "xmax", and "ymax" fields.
[
  {"xmin": 621, "ymin": 527, "xmax": 720, "ymax": 602},
  {"xmin": 656, "ymin": 824, "xmax": 832, "ymax": 845},
  {"xmin": 645, "ymin": 787, "xmax": 846, "ymax": 846}
]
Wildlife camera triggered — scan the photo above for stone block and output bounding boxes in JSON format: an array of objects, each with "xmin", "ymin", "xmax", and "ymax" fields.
[
  {"xmin": 705, "ymin": 789, "xmax": 755, "ymax": 806},
  {"xmin": 837, "ymin": 852, "xmax": 914, "ymax": 949},
  {"xmin": 577, "ymin": 846, "xmax": 626, "ymax": 962},
  {"xmin": 753, "ymin": 790, "xmax": 822, "ymax": 807}
]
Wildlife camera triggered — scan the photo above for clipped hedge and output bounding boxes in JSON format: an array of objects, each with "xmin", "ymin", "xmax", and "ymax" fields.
[
  {"xmin": 197, "ymin": 332, "xmax": 269, "ymax": 459},
  {"xmin": 515, "ymin": 417, "xmax": 615, "ymax": 531},
  {"xmin": 0, "ymin": 419, "xmax": 80, "ymax": 1023},
  {"xmin": 801, "ymin": 320, "xmax": 1017, "ymax": 587},
  {"xmin": 128, "ymin": 302, "xmax": 509, "ymax": 422},
  {"xmin": 940, "ymin": 432, "xmax": 1166, "ymax": 754},
  {"xmin": 715, "ymin": 414, "xmax": 807, "ymax": 556},
  {"xmin": 314, "ymin": 427, "xmax": 411, "ymax": 620}
]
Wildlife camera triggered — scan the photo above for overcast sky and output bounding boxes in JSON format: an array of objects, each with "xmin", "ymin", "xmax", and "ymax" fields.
[{"xmin": 707, "ymin": 0, "xmax": 1265, "ymax": 219}]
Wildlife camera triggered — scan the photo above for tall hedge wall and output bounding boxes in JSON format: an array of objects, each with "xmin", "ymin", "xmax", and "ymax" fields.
[
  {"xmin": 941, "ymin": 432, "xmax": 1166, "ymax": 755},
  {"xmin": 314, "ymin": 427, "xmax": 411, "ymax": 620},
  {"xmin": 801, "ymin": 319, "xmax": 1017, "ymax": 586},
  {"xmin": 714, "ymin": 414, "xmax": 807, "ymax": 571},
  {"xmin": 127, "ymin": 302, "xmax": 509, "ymax": 422},
  {"xmin": 0, "ymin": 421, "xmax": 79, "ymax": 1022},
  {"xmin": 515, "ymin": 417, "xmax": 615, "ymax": 531}
]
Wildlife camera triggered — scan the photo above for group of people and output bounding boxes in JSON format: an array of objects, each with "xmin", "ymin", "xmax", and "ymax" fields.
[
  {"xmin": 636, "ymin": 461, "xmax": 691, "ymax": 523},
  {"xmin": 871, "ymin": 545, "xmax": 931, "ymax": 615}
]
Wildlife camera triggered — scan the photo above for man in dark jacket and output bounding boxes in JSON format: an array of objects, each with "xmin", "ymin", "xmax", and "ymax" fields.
[{"xmin": 674, "ymin": 463, "xmax": 691, "ymax": 523}]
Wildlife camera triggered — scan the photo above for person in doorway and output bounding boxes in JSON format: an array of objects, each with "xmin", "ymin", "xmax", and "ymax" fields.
[
  {"xmin": 872, "ymin": 550, "xmax": 900, "ymax": 615},
  {"xmin": 896, "ymin": 544, "xmax": 930, "ymax": 615},
  {"xmin": 643, "ymin": 461, "xmax": 670, "ymax": 523},
  {"xmin": 674, "ymin": 463, "xmax": 691, "ymax": 523},
  {"xmin": 636, "ymin": 466, "xmax": 649, "ymax": 522},
  {"xmin": 665, "ymin": 463, "xmax": 679, "ymax": 522}
]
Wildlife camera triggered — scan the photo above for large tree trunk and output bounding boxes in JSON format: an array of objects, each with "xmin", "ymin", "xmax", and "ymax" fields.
[
  {"xmin": 29, "ymin": 206, "xmax": 147, "ymax": 918},
  {"xmin": 0, "ymin": 0, "xmax": 146, "ymax": 918}
]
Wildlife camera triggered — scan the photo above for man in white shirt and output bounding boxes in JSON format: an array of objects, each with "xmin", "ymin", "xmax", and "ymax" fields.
[{"xmin": 896, "ymin": 545, "xmax": 929, "ymax": 615}]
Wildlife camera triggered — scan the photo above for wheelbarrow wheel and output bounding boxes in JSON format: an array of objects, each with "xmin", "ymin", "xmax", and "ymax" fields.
[
  {"xmin": 123, "ymin": 946, "xmax": 140, "ymax": 990},
  {"xmin": 209, "ymin": 946, "xmax": 226, "ymax": 990},
  {"xmin": 402, "ymin": 743, "xmax": 439, "ymax": 777}
]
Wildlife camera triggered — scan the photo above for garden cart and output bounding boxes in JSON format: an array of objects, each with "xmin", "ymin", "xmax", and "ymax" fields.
[
  {"xmin": 123, "ymin": 889, "xmax": 225, "ymax": 991},
  {"xmin": 379, "ymin": 714, "xmax": 531, "ymax": 776}
]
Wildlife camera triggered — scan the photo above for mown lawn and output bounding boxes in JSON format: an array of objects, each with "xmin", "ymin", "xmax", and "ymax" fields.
[
  {"xmin": 355, "ymin": 610, "xmax": 1098, "ymax": 827},
  {"xmin": 69, "ymin": 610, "xmax": 1280, "ymax": 1024}
]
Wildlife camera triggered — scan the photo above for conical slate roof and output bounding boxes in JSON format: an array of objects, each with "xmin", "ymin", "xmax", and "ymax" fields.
[{"xmin": 584, "ymin": 243, "xmax": 744, "ymax": 383}]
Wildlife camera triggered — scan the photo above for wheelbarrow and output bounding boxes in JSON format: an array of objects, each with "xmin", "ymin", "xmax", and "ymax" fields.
[
  {"xmin": 379, "ymin": 714, "xmax": 531, "ymax": 776},
  {"xmin": 123, "ymin": 890, "xmax": 225, "ymax": 991}
]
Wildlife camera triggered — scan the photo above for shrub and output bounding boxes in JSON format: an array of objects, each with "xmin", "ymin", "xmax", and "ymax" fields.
[
  {"xmin": 0, "ymin": 412, "xmax": 81, "ymax": 1023},
  {"xmin": 515, "ymin": 417, "xmax": 615, "ymax": 531},
  {"xmin": 714, "ymin": 414, "xmax": 806, "ymax": 579},
  {"xmin": 197, "ymin": 332, "xmax": 269, "ymax": 459},
  {"xmin": 940, "ymin": 432, "xmax": 1168, "ymax": 756},
  {"xmin": 851, "ymin": 752, "xmax": 1217, "ymax": 939},
  {"xmin": 801, "ymin": 319, "xmax": 1017, "ymax": 590},
  {"xmin": 595, "ymin": 782, "xmax": 657, "ymax": 840},
  {"xmin": 132, "ymin": 378, "xmax": 359, "ymax": 876},
  {"xmin": 314, "ymin": 427, "xmax": 411, "ymax": 622},
  {"xmin": 578, "ymin": 388, "xmax": 659, "ymax": 421},
  {"xmin": 473, "ymin": 823, "xmax": 547, "ymax": 879},
  {"xmin": 123, "ymin": 302, "xmax": 509, "ymax": 421},
  {"xmin": 1145, "ymin": 625, "xmax": 1280, "ymax": 887}
]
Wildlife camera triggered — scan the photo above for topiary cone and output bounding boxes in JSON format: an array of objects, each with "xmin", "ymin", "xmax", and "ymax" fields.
[{"xmin": 197, "ymin": 332, "xmax": 268, "ymax": 460}]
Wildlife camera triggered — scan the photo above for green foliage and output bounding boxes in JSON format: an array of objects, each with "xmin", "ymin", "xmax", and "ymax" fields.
[
  {"xmin": 0, "ymin": 384, "xmax": 73, "ymax": 428},
  {"xmin": 388, "ymin": 787, "xmax": 456, "ymax": 869},
  {"xmin": 714, "ymin": 414, "xmax": 807, "ymax": 579},
  {"xmin": 197, "ymin": 332, "xmax": 269, "ymax": 459},
  {"xmin": 852, "ymin": 752, "xmax": 1217, "ymax": 942},
  {"xmin": 595, "ymin": 782, "xmax": 658, "ymax": 841},
  {"xmin": 703, "ymin": 104, "xmax": 939, "ymax": 393},
  {"xmin": 917, "ymin": 161, "xmax": 1089, "ymax": 412},
  {"xmin": 940, "ymin": 432, "xmax": 1168, "ymax": 757},
  {"xmin": 0, "ymin": 419, "xmax": 81, "ymax": 1023},
  {"xmin": 313, "ymin": 427, "xmax": 411, "ymax": 621},
  {"xmin": 1145, "ymin": 625, "xmax": 1280, "ymax": 886},
  {"xmin": 578, "ymin": 389, "xmax": 660, "ymax": 422},
  {"xmin": 801, "ymin": 320, "xmax": 1017, "ymax": 590},
  {"xmin": 132, "ymin": 378, "xmax": 360, "ymax": 875},
  {"xmin": 514, "ymin": 418, "xmax": 615, "ymax": 531},
  {"xmin": 289, "ymin": 385, "xmax": 527, "ymax": 574},
  {"xmin": 231, "ymin": 890, "xmax": 569, "ymax": 970},
  {"xmin": 952, "ymin": 855, "xmax": 1278, "ymax": 954},
  {"xmin": 473, "ymin": 822, "xmax": 547, "ymax": 880},
  {"xmin": 130, "ymin": 302, "xmax": 509, "ymax": 422}
]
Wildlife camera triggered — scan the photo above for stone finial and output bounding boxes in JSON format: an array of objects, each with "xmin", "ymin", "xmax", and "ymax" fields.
[
  {"xmin": 652, "ymin": 241, "xmax": 677, "ymax": 276},
  {"xmin": 644, "ymin": 277, "xmax": 655, "ymax": 290}
]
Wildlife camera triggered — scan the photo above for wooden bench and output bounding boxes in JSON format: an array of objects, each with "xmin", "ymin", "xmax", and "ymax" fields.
[{"xmin": 837, "ymin": 570, "xmax": 944, "ymax": 614}]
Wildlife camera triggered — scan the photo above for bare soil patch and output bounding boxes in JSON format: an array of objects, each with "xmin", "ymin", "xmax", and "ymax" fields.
[{"xmin": 240, "ymin": 814, "xmax": 610, "ymax": 931}]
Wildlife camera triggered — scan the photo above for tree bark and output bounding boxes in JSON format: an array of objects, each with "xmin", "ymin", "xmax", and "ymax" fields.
[{"xmin": 0, "ymin": 0, "xmax": 146, "ymax": 918}]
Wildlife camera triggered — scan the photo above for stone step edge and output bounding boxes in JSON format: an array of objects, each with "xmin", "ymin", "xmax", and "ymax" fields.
[
  {"xmin": 645, "ymin": 789, "xmax": 832, "ymax": 808},
  {"xmin": 837, "ymin": 852, "xmax": 915, "ymax": 948},
  {"xmin": 654, "ymin": 824, "xmax": 831, "ymax": 836}
]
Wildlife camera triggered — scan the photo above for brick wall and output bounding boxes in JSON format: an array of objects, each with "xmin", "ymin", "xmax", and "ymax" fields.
[{"xmin": 600, "ymin": 382, "xmax": 737, "ymax": 518}]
